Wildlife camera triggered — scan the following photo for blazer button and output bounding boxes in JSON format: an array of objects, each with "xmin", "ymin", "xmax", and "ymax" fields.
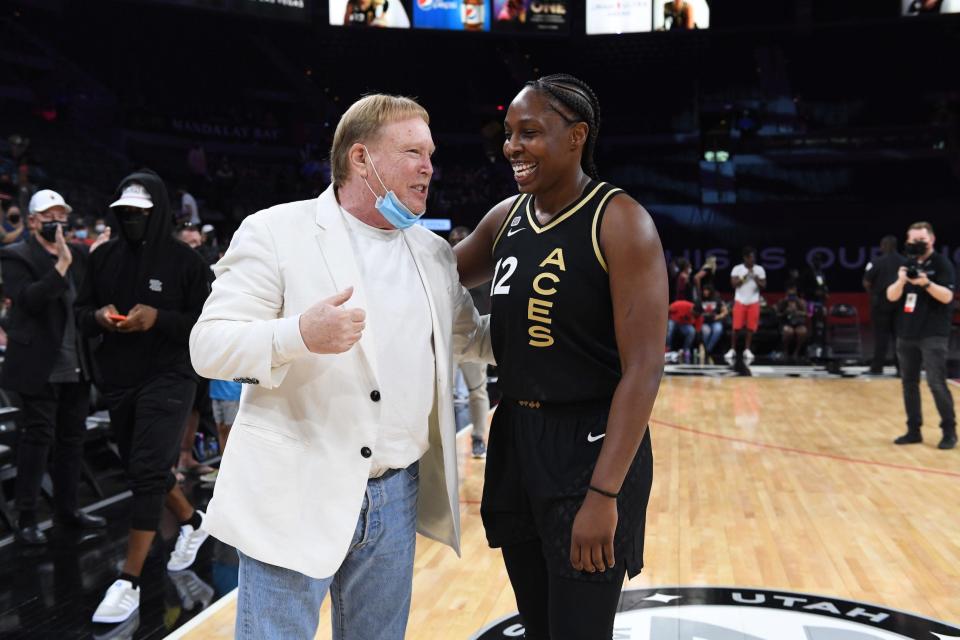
[
  {"xmin": 360, "ymin": 447, "xmax": 372, "ymax": 458},
  {"xmin": 370, "ymin": 390, "xmax": 381, "ymax": 402}
]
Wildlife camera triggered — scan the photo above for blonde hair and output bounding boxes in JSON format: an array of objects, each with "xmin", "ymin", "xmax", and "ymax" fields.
[{"xmin": 330, "ymin": 94, "xmax": 429, "ymax": 188}]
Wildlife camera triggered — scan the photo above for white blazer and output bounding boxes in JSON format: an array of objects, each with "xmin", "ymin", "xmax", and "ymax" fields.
[{"xmin": 189, "ymin": 185, "xmax": 492, "ymax": 579}]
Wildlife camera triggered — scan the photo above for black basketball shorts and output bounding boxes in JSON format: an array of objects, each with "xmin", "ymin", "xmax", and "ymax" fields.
[{"xmin": 480, "ymin": 397, "xmax": 654, "ymax": 582}]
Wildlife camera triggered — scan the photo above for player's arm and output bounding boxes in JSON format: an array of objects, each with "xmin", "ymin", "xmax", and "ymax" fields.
[
  {"xmin": 453, "ymin": 195, "xmax": 516, "ymax": 289},
  {"xmin": 569, "ymin": 194, "xmax": 667, "ymax": 574}
]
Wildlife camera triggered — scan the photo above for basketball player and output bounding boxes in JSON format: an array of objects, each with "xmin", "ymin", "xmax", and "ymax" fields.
[{"xmin": 454, "ymin": 74, "xmax": 666, "ymax": 639}]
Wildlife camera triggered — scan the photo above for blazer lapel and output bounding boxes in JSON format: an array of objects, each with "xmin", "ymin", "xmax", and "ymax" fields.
[{"xmin": 313, "ymin": 186, "xmax": 380, "ymax": 383}]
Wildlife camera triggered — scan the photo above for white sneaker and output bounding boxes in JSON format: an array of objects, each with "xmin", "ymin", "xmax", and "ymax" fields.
[
  {"xmin": 167, "ymin": 569, "xmax": 215, "ymax": 611},
  {"xmin": 724, "ymin": 349, "xmax": 736, "ymax": 365},
  {"xmin": 92, "ymin": 611, "xmax": 139, "ymax": 640},
  {"xmin": 91, "ymin": 579, "xmax": 140, "ymax": 624},
  {"xmin": 743, "ymin": 349, "xmax": 755, "ymax": 364},
  {"xmin": 166, "ymin": 511, "xmax": 210, "ymax": 571}
]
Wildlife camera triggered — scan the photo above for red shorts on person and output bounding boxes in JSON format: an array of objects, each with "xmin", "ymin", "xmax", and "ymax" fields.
[{"xmin": 732, "ymin": 301, "xmax": 760, "ymax": 332}]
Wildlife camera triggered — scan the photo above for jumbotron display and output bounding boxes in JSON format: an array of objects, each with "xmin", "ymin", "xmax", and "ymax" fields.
[
  {"xmin": 330, "ymin": 0, "xmax": 568, "ymax": 32},
  {"xmin": 587, "ymin": 0, "xmax": 709, "ymax": 35},
  {"xmin": 902, "ymin": 0, "xmax": 960, "ymax": 14}
]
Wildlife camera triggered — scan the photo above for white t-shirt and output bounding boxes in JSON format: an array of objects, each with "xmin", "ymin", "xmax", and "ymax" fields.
[
  {"xmin": 341, "ymin": 209, "xmax": 434, "ymax": 478},
  {"xmin": 731, "ymin": 263, "xmax": 766, "ymax": 305}
]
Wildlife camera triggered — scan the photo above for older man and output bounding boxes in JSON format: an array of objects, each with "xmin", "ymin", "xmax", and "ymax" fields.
[
  {"xmin": 190, "ymin": 94, "xmax": 491, "ymax": 639},
  {"xmin": 0, "ymin": 190, "xmax": 109, "ymax": 545}
]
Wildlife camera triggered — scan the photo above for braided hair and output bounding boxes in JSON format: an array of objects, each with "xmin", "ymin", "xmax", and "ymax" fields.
[{"xmin": 525, "ymin": 73, "xmax": 601, "ymax": 180}]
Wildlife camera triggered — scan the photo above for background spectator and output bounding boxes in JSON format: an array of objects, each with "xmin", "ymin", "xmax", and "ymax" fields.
[
  {"xmin": 674, "ymin": 257, "xmax": 695, "ymax": 302},
  {"xmin": 863, "ymin": 235, "xmax": 904, "ymax": 374},
  {"xmin": 0, "ymin": 189, "xmax": 107, "ymax": 545},
  {"xmin": 667, "ymin": 298, "xmax": 702, "ymax": 363},
  {"xmin": 776, "ymin": 283, "xmax": 809, "ymax": 362},
  {"xmin": 699, "ymin": 282, "xmax": 728, "ymax": 361},
  {"xmin": 2, "ymin": 204, "xmax": 28, "ymax": 245},
  {"xmin": 726, "ymin": 247, "xmax": 767, "ymax": 365}
]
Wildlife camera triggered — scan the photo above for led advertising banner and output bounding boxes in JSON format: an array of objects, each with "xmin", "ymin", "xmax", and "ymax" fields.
[
  {"xmin": 902, "ymin": 0, "xmax": 960, "ymax": 14},
  {"xmin": 237, "ymin": 0, "xmax": 309, "ymax": 21},
  {"xmin": 120, "ymin": 0, "xmax": 310, "ymax": 22},
  {"xmin": 412, "ymin": 0, "xmax": 489, "ymax": 32},
  {"xmin": 490, "ymin": 0, "xmax": 568, "ymax": 33},
  {"xmin": 330, "ymin": 0, "xmax": 412, "ymax": 27},
  {"xmin": 586, "ymin": 0, "xmax": 651, "ymax": 34}
]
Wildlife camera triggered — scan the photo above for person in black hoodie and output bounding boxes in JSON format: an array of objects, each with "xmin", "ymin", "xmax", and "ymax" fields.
[
  {"xmin": 76, "ymin": 170, "xmax": 212, "ymax": 625},
  {"xmin": 0, "ymin": 189, "xmax": 109, "ymax": 546}
]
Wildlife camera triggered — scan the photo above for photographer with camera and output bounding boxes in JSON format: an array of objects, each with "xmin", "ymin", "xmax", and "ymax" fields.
[{"xmin": 886, "ymin": 222, "xmax": 956, "ymax": 450}]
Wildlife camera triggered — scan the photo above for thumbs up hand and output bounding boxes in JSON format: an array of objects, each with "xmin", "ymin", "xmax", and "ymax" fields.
[{"xmin": 299, "ymin": 287, "xmax": 367, "ymax": 354}]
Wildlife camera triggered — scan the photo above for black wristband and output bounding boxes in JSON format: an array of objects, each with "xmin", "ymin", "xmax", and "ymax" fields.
[
  {"xmin": 588, "ymin": 485, "xmax": 619, "ymax": 499},
  {"xmin": 922, "ymin": 282, "xmax": 931, "ymax": 289}
]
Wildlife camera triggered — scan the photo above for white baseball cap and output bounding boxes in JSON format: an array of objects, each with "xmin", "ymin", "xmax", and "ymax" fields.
[
  {"xmin": 201, "ymin": 223, "xmax": 214, "ymax": 235},
  {"xmin": 28, "ymin": 189, "xmax": 72, "ymax": 215},
  {"xmin": 110, "ymin": 183, "xmax": 153, "ymax": 209}
]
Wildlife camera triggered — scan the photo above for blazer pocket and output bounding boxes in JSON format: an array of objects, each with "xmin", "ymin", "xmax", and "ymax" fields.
[{"xmin": 237, "ymin": 421, "xmax": 306, "ymax": 450}]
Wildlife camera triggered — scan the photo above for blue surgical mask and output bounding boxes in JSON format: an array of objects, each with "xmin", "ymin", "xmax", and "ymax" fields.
[
  {"xmin": 361, "ymin": 145, "xmax": 425, "ymax": 230},
  {"xmin": 75, "ymin": 228, "xmax": 88, "ymax": 239}
]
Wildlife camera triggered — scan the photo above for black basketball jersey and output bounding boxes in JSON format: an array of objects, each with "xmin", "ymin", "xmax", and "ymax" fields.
[{"xmin": 490, "ymin": 180, "xmax": 625, "ymax": 403}]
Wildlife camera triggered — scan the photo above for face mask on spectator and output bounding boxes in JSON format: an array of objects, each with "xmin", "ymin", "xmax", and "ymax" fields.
[
  {"xmin": 40, "ymin": 221, "xmax": 63, "ymax": 243},
  {"xmin": 117, "ymin": 209, "xmax": 149, "ymax": 244},
  {"xmin": 109, "ymin": 183, "xmax": 154, "ymax": 244},
  {"xmin": 75, "ymin": 228, "xmax": 88, "ymax": 240},
  {"xmin": 95, "ymin": 223, "xmax": 106, "ymax": 234}
]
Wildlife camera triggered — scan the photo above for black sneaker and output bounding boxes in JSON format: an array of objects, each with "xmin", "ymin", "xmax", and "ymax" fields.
[
  {"xmin": 894, "ymin": 431, "xmax": 922, "ymax": 445},
  {"xmin": 938, "ymin": 432, "xmax": 957, "ymax": 450}
]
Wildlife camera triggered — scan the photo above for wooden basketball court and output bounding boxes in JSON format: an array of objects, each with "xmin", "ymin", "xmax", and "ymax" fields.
[{"xmin": 178, "ymin": 376, "xmax": 960, "ymax": 639}]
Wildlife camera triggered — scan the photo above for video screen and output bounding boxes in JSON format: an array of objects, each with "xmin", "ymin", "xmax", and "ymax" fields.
[
  {"xmin": 902, "ymin": 0, "xmax": 960, "ymax": 15},
  {"xmin": 586, "ymin": 0, "xmax": 709, "ymax": 35},
  {"xmin": 490, "ymin": 0, "xmax": 569, "ymax": 34},
  {"xmin": 412, "ymin": 0, "xmax": 489, "ymax": 31},
  {"xmin": 653, "ymin": 0, "xmax": 709, "ymax": 30},
  {"xmin": 330, "ymin": 0, "xmax": 412, "ymax": 27},
  {"xmin": 586, "ymin": 0, "xmax": 651, "ymax": 34}
]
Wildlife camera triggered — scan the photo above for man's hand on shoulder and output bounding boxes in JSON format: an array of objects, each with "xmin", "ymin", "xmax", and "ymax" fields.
[{"xmin": 299, "ymin": 287, "xmax": 366, "ymax": 354}]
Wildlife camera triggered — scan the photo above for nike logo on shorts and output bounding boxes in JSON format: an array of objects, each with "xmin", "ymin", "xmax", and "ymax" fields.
[
  {"xmin": 587, "ymin": 432, "xmax": 606, "ymax": 443},
  {"xmin": 507, "ymin": 228, "xmax": 525, "ymax": 237}
]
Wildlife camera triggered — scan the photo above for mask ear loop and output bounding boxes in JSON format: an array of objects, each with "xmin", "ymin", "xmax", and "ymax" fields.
[{"xmin": 361, "ymin": 145, "xmax": 388, "ymax": 202}]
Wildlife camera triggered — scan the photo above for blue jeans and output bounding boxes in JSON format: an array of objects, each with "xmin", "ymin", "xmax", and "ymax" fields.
[
  {"xmin": 701, "ymin": 321, "xmax": 724, "ymax": 353},
  {"xmin": 236, "ymin": 462, "xmax": 419, "ymax": 640},
  {"xmin": 666, "ymin": 320, "xmax": 696, "ymax": 350}
]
